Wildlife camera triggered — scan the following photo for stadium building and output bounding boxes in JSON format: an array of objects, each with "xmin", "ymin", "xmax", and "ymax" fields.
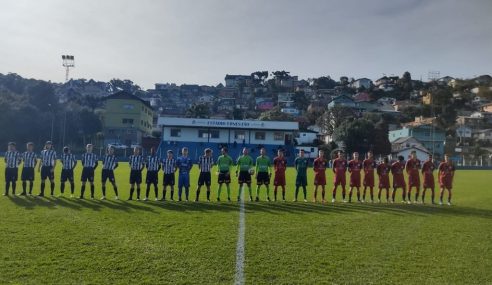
[{"xmin": 157, "ymin": 117, "xmax": 299, "ymax": 163}]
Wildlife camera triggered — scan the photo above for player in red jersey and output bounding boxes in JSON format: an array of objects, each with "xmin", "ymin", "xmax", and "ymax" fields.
[
  {"xmin": 421, "ymin": 154, "xmax": 436, "ymax": 204},
  {"xmin": 405, "ymin": 151, "xmax": 421, "ymax": 203},
  {"xmin": 391, "ymin": 156, "xmax": 407, "ymax": 203},
  {"xmin": 362, "ymin": 151, "xmax": 377, "ymax": 203},
  {"xmin": 273, "ymin": 149, "xmax": 287, "ymax": 201},
  {"xmin": 376, "ymin": 157, "xmax": 391, "ymax": 202},
  {"xmin": 313, "ymin": 150, "xmax": 327, "ymax": 203},
  {"xmin": 438, "ymin": 154, "xmax": 455, "ymax": 206},
  {"xmin": 348, "ymin": 152, "xmax": 363, "ymax": 203},
  {"xmin": 331, "ymin": 151, "xmax": 347, "ymax": 203}
]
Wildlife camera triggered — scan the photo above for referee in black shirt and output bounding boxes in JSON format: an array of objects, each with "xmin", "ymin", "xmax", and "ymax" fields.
[
  {"xmin": 4, "ymin": 142, "xmax": 22, "ymax": 196},
  {"xmin": 195, "ymin": 148, "xmax": 214, "ymax": 202},
  {"xmin": 79, "ymin": 144, "xmax": 98, "ymax": 199}
]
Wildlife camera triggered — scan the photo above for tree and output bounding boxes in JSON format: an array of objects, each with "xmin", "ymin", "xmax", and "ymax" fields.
[
  {"xmin": 251, "ymin": 71, "xmax": 268, "ymax": 85},
  {"xmin": 312, "ymin": 76, "xmax": 337, "ymax": 89},
  {"xmin": 339, "ymin": 76, "xmax": 349, "ymax": 86},
  {"xmin": 316, "ymin": 106, "xmax": 355, "ymax": 136},
  {"xmin": 293, "ymin": 91, "xmax": 309, "ymax": 111},
  {"xmin": 397, "ymin": 71, "xmax": 412, "ymax": 92},
  {"xmin": 333, "ymin": 119, "xmax": 376, "ymax": 154},
  {"xmin": 185, "ymin": 104, "xmax": 211, "ymax": 118},
  {"xmin": 373, "ymin": 120, "xmax": 392, "ymax": 155}
]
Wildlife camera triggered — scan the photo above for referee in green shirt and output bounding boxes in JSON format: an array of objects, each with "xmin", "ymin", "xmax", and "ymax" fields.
[{"xmin": 255, "ymin": 147, "xmax": 272, "ymax": 202}]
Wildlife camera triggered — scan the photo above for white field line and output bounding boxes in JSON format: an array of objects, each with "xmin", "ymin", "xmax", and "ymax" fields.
[{"xmin": 234, "ymin": 185, "xmax": 246, "ymax": 285}]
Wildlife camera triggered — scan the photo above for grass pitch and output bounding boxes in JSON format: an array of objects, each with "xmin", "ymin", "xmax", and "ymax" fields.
[{"xmin": 0, "ymin": 160, "xmax": 491, "ymax": 284}]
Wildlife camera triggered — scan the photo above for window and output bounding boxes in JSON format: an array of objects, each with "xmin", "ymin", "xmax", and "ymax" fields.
[
  {"xmin": 255, "ymin": 132, "xmax": 265, "ymax": 140},
  {"xmin": 170, "ymin": 128, "xmax": 181, "ymax": 137},
  {"xmin": 235, "ymin": 131, "xmax": 246, "ymax": 140},
  {"xmin": 198, "ymin": 130, "xmax": 220, "ymax": 139},
  {"xmin": 274, "ymin": 132, "xmax": 284, "ymax": 141},
  {"xmin": 210, "ymin": 130, "xmax": 220, "ymax": 139},
  {"xmin": 123, "ymin": 104, "xmax": 135, "ymax": 110},
  {"xmin": 122, "ymin": 118, "xmax": 134, "ymax": 124}
]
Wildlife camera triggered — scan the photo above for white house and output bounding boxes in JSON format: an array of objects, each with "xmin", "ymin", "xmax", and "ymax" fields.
[
  {"xmin": 295, "ymin": 130, "xmax": 318, "ymax": 145},
  {"xmin": 350, "ymin": 78, "xmax": 373, "ymax": 90},
  {"xmin": 391, "ymin": 145, "xmax": 430, "ymax": 162},
  {"xmin": 474, "ymin": 129, "xmax": 492, "ymax": 142}
]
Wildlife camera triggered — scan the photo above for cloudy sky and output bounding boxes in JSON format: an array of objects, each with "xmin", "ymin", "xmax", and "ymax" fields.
[{"xmin": 1, "ymin": 0, "xmax": 491, "ymax": 89}]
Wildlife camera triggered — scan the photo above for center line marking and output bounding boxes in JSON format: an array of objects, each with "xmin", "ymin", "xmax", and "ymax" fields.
[{"xmin": 234, "ymin": 185, "xmax": 246, "ymax": 285}]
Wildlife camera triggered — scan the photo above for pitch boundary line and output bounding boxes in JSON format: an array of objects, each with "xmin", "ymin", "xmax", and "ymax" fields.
[{"xmin": 234, "ymin": 185, "xmax": 246, "ymax": 285}]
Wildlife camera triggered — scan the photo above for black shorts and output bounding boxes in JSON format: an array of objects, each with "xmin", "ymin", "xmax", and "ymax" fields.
[
  {"xmin": 238, "ymin": 171, "xmax": 251, "ymax": 184},
  {"xmin": 130, "ymin": 170, "xmax": 142, "ymax": 184},
  {"xmin": 146, "ymin": 171, "xmax": 158, "ymax": 184},
  {"xmin": 5, "ymin": 168, "xmax": 18, "ymax": 182},
  {"xmin": 218, "ymin": 171, "xmax": 231, "ymax": 184},
  {"xmin": 21, "ymin": 167, "xmax": 35, "ymax": 181},
  {"xmin": 163, "ymin": 173, "xmax": 175, "ymax": 186},
  {"xmin": 102, "ymin": 169, "xmax": 115, "ymax": 183},
  {"xmin": 61, "ymin": 169, "xmax": 74, "ymax": 182},
  {"xmin": 256, "ymin": 172, "xmax": 270, "ymax": 185},
  {"xmin": 41, "ymin": 166, "xmax": 54, "ymax": 180},
  {"xmin": 198, "ymin": 172, "xmax": 211, "ymax": 186},
  {"xmin": 81, "ymin": 167, "xmax": 95, "ymax": 182}
]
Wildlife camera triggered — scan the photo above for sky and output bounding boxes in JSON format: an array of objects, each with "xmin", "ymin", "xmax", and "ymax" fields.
[{"xmin": 1, "ymin": 0, "xmax": 491, "ymax": 89}]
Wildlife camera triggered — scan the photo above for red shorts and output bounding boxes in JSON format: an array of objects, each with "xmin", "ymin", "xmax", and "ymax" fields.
[
  {"xmin": 379, "ymin": 175, "xmax": 390, "ymax": 189},
  {"xmin": 350, "ymin": 173, "xmax": 361, "ymax": 187},
  {"xmin": 393, "ymin": 175, "xmax": 406, "ymax": 188},
  {"xmin": 439, "ymin": 177, "xmax": 452, "ymax": 189},
  {"xmin": 314, "ymin": 173, "xmax": 326, "ymax": 186},
  {"xmin": 363, "ymin": 173, "xmax": 374, "ymax": 187},
  {"xmin": 408, "ymin": 173, "xmax": 420, "ymax": 188},
  {"xmin": 274, "ymin": 173, "xmax": 286, "ymax": 186},
  {"xmin": 333, "ymin": 174, "xmax": 346, "ymax": 186},
  {"xmin": 423, "ymin": 174, "xmax": 435, "ymax": 188}
]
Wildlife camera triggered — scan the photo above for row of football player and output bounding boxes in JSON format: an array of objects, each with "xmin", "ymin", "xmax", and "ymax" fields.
[{"xmin": 3, "ymin": 141, "xmax": 455, "ymax": 205}]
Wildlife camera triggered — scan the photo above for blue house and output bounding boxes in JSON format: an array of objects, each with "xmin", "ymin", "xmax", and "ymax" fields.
[{"xmin": 389, "ymin": 124, "xmax": 446, "ymax": 158}]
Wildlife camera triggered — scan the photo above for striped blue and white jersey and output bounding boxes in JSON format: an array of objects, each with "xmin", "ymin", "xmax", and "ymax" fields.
[
  {"xmin": 129, "ymin": 155, "xmax": 145, "ymax": 170},
  {"xmin": 198, "ymin": 155, "xmax": 214, "ymax": 172},
  {"xmin": 161, "ymin": 158, "xmax": 176, "ymax": 174},
  {"xmin": 81, "ymin": 153, "xmax": 98, "ymax": 168},
  {"xmin": 61, "ymin": 153, "xmax": 77, "ymax": 170},
  {"xmin": 5, "ymin": 151, "xmax": 22, "ymax": 168},
  {"xmin": 102, "ymin": 155, "xmax": 118, "ymax": 170},
  {"xmin": 146, "ymin": 155, "xmax": 161, "ymax": 172},
  {"xmin": 22, "ymin": 151, "xmax": 37, "ymax": 168},
  {"xmin": 40, "ymin": 149, "xmax": 57, "ymax": 167}
]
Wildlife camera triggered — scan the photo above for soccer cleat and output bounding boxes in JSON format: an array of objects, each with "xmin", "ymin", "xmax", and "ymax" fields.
[
  {"xmin": 267, "ymin": 197, "xmax": 271, "ymax": 202},
  {"xmin": 370, "ymin": 199, "xmax": 374, "ymax": 203},
  {"xmin": 303, "ymin": 199, "xmax": 307, "ymax": 202},
  {"xmin": 70, "ymin": 194, "xmax": 74, "ymax": 198},
  {"xmin": 407, "ymin": 200, "xmax": 411, "ymax": 204},
  {"xmin": 2, "ymin": 193, "xmax": 7, "ymax": 196},
  {"xmin": 115, "ymin": 196, "xmax": 119, "ymax": 200},
  {"xmin": 127, "ymin": 198, "xmax": 133, "ymax": 201},
  {"xmin": 19, "ymin": 192, "xmax": 27, "ymax": 196},
  {"xmin": 361, "ymin": 200, "xmax": 365, "ymax": 203},
  {"xmin": 90, "ymin": 196, "xmax": 95, "ymax": 200},
  {"xmin": 155, "ymin": 198, "xmax": 158, "ymax": 201},
  {"xmin": 322, "ymin": 199, "xmax": 326, "ymax": 204},
  {"xmin": 217, "ymin": 198, "xmax": 220, "ymax": 202},
  {"xmin": 332, "ymin": 198, "xmax": 336, "ymax": 203},
  {"xmin": 143, "ymin": 197, "xmax": 148, "ymax": 201},
  {"xmin": 237, "ymin": 197, "xmax": 241, "ymax": 202},
  {"xmin": 342, "ymin": 199, "xmax": 347, "ymax": 203},
  {"xmin": 206, "ymin": 198, "xmax": 210, "ymax": 202},
  {"xmin": 255, "ymin": 197, "xmax": 260, "ymax": 202},
  {"xmin": 312, "ymin": 199, "xmax": 317, "ymax": 203},
  {"xmin": 293, "ymin": 199, "xmax": 297, "ymax": 202},
  {"xmin": 227, "ymin": 198, "xmax": 231, "ymax": 202},
  {"xmin": 439, "ymin": 201, "xmax": 443, "ymax": 205},
  {"xmin": 447, "ymin": 202, "xmax": 452, "ymax": 206},
  {"xmin": 100, "ymin": 196, "xmax": 106, "ymax": 200},
  {"xmin": 136, "ymin": 198, "xmax": 140, "ymax": 201}
]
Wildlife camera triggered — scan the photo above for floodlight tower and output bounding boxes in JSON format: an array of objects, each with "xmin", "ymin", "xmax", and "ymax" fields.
[{"xmin": 62, "ymin": 55, "xmax": 75, "ymax": 82}]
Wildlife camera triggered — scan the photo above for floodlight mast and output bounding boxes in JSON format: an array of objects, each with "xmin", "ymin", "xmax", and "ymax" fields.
[{"xmin": 62, "ymin": 55, "xmax": 75, "ymax": 82}]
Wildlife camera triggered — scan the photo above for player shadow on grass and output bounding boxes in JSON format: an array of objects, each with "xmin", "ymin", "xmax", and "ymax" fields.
[{"xmin": 6, "ymin": 196, "xmax": 492, "ymax": 219}]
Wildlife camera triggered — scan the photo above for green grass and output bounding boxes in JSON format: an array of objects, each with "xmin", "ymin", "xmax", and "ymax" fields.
[{"xmin": 0, "ymin": 160, "xmax": 491, "ymax": 284}]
